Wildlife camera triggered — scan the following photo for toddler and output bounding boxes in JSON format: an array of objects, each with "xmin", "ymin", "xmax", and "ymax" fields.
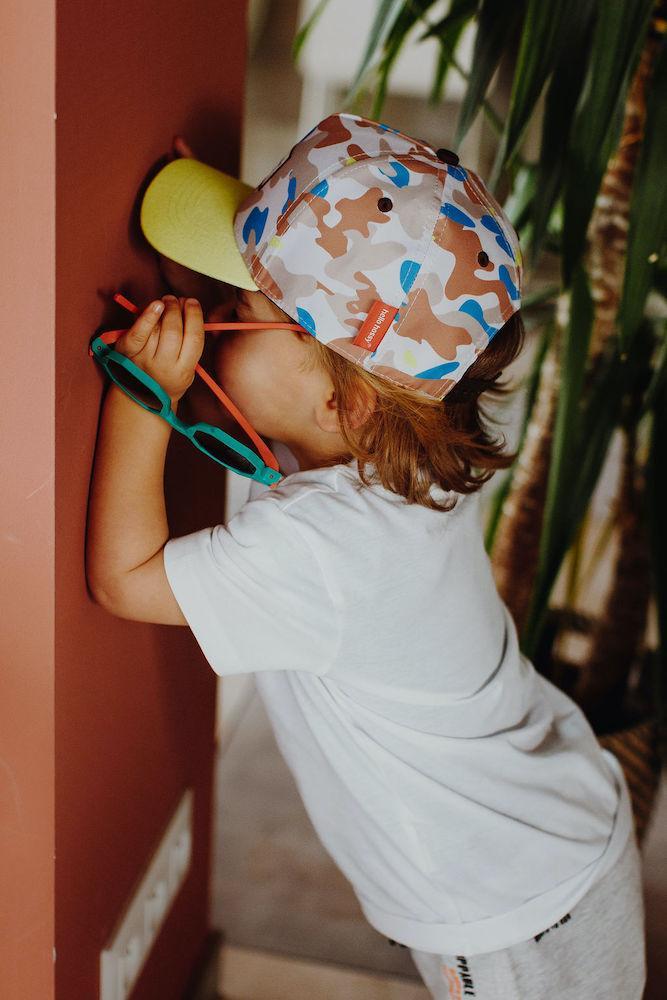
[{"xmin": 88, "ymin": 113, "xmax": 646, "ymax": 999}]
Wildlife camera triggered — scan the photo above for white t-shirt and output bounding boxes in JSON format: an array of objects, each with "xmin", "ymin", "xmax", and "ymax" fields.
[{"xmin": 163, "ymin": 442, "xmax": 633, "ymax": 956}]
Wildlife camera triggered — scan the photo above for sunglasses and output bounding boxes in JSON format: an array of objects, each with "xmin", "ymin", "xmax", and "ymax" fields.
[{"xmin": 88, "ymin": 292, "xmax": 309, "ymax": 489}]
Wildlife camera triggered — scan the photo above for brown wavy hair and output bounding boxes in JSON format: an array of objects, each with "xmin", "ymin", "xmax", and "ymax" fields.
[{"xmin": 265, "ymin": 295, "xmax": 526, "ymax": 512}]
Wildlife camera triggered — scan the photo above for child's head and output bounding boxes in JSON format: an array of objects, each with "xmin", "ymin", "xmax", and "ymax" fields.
[
  {"xmin": 142, "ymin": 113, "xmax": 526, "ymax": 508},
  {"xmin": 212, "ymin": 286, "xmax": 526, "ymax": 511}
]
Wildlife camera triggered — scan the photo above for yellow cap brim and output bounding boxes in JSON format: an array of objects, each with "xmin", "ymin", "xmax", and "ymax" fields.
[{"xmin": 139, "ymin": 157, "xmax": 260, "ymax": 291}]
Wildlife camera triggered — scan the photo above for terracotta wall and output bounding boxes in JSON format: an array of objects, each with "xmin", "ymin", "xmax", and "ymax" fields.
[{"xmin": 1, "ymin": 2, "xmax": 248, "ymax": 997}]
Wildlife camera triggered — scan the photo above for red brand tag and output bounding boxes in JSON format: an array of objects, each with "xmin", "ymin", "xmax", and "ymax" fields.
[{"xmin": 352, "ymin": 299, "xmax": 398, "ymax": 352}]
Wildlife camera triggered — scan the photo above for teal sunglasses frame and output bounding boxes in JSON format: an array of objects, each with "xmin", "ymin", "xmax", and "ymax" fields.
[{"xmin": 88, "ymin": 292, "xmax": 309, "ymax": 489}]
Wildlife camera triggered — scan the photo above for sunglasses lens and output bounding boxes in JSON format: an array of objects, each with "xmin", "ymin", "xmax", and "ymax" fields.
[
  {"xmin": 193, "ymin": 429, "xmax": 257, "ymax": 474},
  {"xmin": 108, "ymin": 358, "xmax": 163, "ymax": 411}
]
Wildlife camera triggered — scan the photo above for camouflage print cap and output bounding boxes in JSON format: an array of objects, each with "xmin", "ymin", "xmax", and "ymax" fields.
[
  {"xmin": 139, "ymin": 111, "xmax": 523, "ymax": 402},
  {"xmin": 233, "ymin": 112, "xmax": 523, "ymax": 401}
]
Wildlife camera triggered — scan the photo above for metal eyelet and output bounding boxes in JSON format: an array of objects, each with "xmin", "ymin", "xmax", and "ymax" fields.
[
  {"xmin": 377, "ymin": 197, "xmax": 393, "ymax": 212},
  {"xmin": 436, "ymin": 148, "xmax": 459, "ymax": 166}
]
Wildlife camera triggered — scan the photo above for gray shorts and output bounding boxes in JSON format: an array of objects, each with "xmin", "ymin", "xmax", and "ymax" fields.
[{"xmin": 409, "ymin": 828, "xmax": 646, "ymax": 999}]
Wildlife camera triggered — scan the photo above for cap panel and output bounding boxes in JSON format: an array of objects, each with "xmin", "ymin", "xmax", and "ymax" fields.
[
  {"xmin": 372, "ymin": 163, "xmax": 522, "ymax": 399},
  {"xmin": 464, "ymin": 167, "xmax": 524, "ymax": 287},
  {"xmin": 245, "ymin": 157, "xmax": 444, "ymax": 363}
]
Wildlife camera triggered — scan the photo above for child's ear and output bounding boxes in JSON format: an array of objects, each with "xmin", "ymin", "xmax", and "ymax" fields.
[{"xmin": 321, "ymin": 384, "xmax": 376, "ymax": 434}]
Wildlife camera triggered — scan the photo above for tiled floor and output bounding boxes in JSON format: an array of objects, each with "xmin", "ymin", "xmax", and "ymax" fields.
[{"xmin": 211, "ymin": 1, "xmax": 667, "ymax": 995}]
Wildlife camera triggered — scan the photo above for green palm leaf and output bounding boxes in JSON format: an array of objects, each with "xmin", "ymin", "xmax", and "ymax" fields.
[
  {"xmin": 454, "ymin": 0, "xmax": 524, "ymax": 147},
  {"xmin": 292, "ymin": 0, "xmax": 334, "ymax": 61},
  {"xmin": 421, "ymin": 0, "xmax": 478, "ymax": 106},
  {"xmin": 367, "ymin": 1, "xmax": 444, "ymax": 119},
  {"xmin": 487, "ymin": 0, "xmax": 583, "ymax": 193},
  {"xmin": 526, "ymin": 0, "xmax": 596, "ymax": 269},
  {"xmin": 343, "ymin": 0, "xmax": 409, "ymax": 107},
  {"xmin": 561, "ymin": 0, "xmax": 656, "ymax": 286}
]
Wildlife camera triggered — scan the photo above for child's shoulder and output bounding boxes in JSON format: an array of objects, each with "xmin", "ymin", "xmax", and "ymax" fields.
[
  {"xmin": 247, "ymin": 443, "xmax": 478, "ymax": 522},
  {"xmin": 249, "ymin": 459, "xmax": 356, "ymax": 513}
]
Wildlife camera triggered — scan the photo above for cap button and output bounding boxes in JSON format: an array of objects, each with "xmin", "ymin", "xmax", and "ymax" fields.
[{"xmin": 436, "ymin": 148, "xmax": 459, "ymax": 166}]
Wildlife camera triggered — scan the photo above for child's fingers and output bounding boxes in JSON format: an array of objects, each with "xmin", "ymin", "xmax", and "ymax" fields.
[
  {"xmin": 119, "ymin": 300, "xmax": 165, "ymax": 357},
  {"xmin": 153, "ymin": 295, "xmax": 186, "ymax": 362},
  {"xmin": 178, "ymin": 298, "xmax": 206, "ymax": 371}
]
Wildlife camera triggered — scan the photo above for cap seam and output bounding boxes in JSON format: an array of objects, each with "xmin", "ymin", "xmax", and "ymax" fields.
[
  {"xmin": 372, "ymin": 165, "xmax": 450, "ymax": 367},
  {"xmin": 495, "ymin": 298, "xmax": 521, "ymax": 328},
  {"xmin": 387, "ymin": 166, "xmax": 519, "ymax": 355},
  {"xmin": 340, "ymin": 112, "xmax": 438, "ymax": 158},
  {"xmin": 465, "ymin": 171, "xmax": 521, "ymax": 327},
  {"xmin": 370, "ymin": 165, "xmax": 446, "ymax": 337},
  {"xmin": 464, "ymin": 169, "xmax": 517, "ymax": 265},
  {"xmin": 273, "ymin": 151, "xmax": 442, "ymax": 225}
]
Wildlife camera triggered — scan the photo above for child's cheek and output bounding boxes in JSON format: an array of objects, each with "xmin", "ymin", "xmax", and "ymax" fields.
[
  {"xmin": 211, "ymin": 341, "xmax": 227, "ymax": 387},
  {"xmin": 212, "ymin": 334, "xmax": 247, "ymax": 394}
]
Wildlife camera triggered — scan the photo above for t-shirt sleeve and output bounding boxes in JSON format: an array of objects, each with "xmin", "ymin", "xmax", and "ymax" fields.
[{"xmin": 162, "ymin": 494, "xmax": 340, "ymax": 677}]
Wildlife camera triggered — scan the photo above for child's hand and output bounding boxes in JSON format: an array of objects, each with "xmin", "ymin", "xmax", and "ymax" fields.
[{"xmin": 114, "ymin": 295, "xmax": 205, "ymax": 405}]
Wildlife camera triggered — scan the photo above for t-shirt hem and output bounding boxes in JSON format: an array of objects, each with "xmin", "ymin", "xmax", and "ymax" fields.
[{"xmin": 356, "ymin": 749, "xmax": 634, "ymax": 956}]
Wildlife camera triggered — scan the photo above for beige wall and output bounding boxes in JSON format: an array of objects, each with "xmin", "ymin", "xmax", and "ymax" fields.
[{"xmin": 0, "ymin": 2, "xmax": 248, "ymax": 996}]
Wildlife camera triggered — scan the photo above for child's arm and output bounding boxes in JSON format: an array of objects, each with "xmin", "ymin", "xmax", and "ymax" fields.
[
  {"xmin": 85, "ymin": 382, "xmax": 186, "ymax": 624},
  {"xmin": 85, "ymin": 296, "xmax": 201, "ymax": 625}
]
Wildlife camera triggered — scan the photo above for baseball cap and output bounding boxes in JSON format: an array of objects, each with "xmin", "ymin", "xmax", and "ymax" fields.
[{"xmin": 140, "ymin": 112, "xmax": 523, "ymax": 402}]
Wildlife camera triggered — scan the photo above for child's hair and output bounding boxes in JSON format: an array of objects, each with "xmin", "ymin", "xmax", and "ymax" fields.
[{"xmin": 264, "ymin": 294, "xmax": 526, "ymax": 512}]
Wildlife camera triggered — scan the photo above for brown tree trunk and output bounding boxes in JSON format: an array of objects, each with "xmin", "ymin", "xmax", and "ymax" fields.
[
  {"xmin": 569, "ymin": 9, "xmax": 663, "ymax": 717},
  {"xmin": 573, "ymin": 425, "xmax": 652, "ymax": 729},
  {"xmin": 584, "ymin": 9, "xmax": 664, "ymax": 372}
]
